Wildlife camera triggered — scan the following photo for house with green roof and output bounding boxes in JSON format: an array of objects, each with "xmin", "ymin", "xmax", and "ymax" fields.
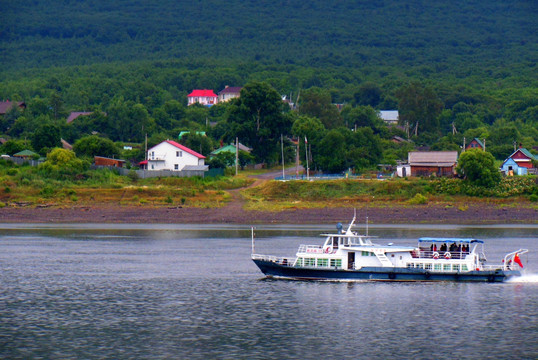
[
  {"xmin": 210, "ymin": 143, "xmax": 252, "ymax": 157},
  {"xmin": 13, "ymin": 149, "xmax": 38, "ymax": 159},
  {"xmin": 178, "ymin": 131, "xmax": 206, "ymax": 139},
  {"xmin": 465, "ymin": 138, "xmax": 485, "ymax": 151},
  {"xmin": 500, "ymin": 147, "xmax": 538, "ymax": 175}
]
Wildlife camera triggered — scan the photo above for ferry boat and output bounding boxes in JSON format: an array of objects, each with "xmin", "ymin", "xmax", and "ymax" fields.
[{"xmin": 251, "ymin": 216, "xmax": 528, "ymax": 282}]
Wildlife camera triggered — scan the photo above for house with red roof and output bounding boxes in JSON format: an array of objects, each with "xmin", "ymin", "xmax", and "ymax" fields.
[
  {"xmin": 0, "ymin": 100, "xmax": 26, "ymax": 115},
  {"xmin": 187, "ymin": 89, "xmax": 218, "ymax": 106},
  {"xmin": 141, "ymin": 140, "xmax": 207, "ymax": 172}
]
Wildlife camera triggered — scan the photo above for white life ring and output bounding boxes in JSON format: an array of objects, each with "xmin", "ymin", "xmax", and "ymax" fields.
[
  {"xmin": 444, "ymin": 252, "xmax": 452, "ymax": 259},
  {"xmin": 432, "ymin": 252, "xmax": 440, "ymax": 259}
]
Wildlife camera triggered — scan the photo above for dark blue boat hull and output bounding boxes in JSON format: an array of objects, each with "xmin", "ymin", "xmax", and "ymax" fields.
[{"xmin": 253, "ymin": 259, "xmax": 520, "ymax": 282}]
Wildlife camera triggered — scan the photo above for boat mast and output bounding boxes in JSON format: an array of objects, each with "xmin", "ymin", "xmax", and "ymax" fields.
[
  {"xmin": 251, "ymin": 227, "xmax": 255, "ymax": 254},
  {"xmin": 346, "ymin": 208, "xmax": 357, "ymax": 234}
]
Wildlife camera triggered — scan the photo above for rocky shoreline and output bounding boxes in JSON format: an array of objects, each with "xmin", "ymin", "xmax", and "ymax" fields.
[{"xmin": 0, "ymin": 203, "xmax": 536, "ymax": 224}]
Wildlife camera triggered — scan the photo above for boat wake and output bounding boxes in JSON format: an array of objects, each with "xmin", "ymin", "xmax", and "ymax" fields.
[{"xmin": 507, "ymin": 274, "xmax": 538, "ymax": 283}]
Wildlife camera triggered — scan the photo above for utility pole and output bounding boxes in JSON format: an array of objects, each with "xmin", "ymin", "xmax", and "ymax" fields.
[
  {"xmin": 305, "ymin": 136, "xmax": 309, "ymax": 180},
  {"xmin": 483, "ymin": 138, "xmax": 486, "ymax": 152},
  {"xmin": 235, "ymin": 137, "xmax": 238, "ymax": 176},
  {"xmin": 281, "ymin": 134, "xmax": 285, "ymax": 179}
]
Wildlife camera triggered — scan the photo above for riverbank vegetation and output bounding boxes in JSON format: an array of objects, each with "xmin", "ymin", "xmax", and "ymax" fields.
[{"xmin": 0, "ymin": 158, "xmax": 535, "ymax": 210}]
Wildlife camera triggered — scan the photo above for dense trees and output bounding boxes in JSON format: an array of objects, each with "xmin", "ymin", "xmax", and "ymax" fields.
[{"xmin": 73, "ymin": 136, "xmax": 120, "ymax": 159}]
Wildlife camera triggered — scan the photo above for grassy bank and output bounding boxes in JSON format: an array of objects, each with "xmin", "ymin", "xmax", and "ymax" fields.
[
  {"xmin": 241, "ymin": 177, "xmax": 538, "ymax": 211},
  {"xmin": 0, "ymin": 162, "xmax": 252, "ymax": 208}
]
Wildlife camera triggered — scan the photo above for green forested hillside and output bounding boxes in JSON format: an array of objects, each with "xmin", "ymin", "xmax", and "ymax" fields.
[
  {"xmin": 0, "ymin": 0, "xmax": 536, "ymax": 173},
  {"xmin": 2, "ymin": 0, "xmax": 536, "ymax": 74}
]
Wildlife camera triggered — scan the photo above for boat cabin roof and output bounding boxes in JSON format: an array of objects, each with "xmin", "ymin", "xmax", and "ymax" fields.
[
  {"xmin": 321, "ymin": 233, "xmax": 377, "ymax": 238},
  {"xmin": 418, "ymin": 237, "xmax": 484, "ymax": 244}
]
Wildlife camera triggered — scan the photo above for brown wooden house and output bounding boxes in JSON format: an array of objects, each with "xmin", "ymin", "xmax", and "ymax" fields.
[
  {"xmin": 94, "ymin": 156, "xmax": 125, "ymax": 168},
  {"xmin": 408, "ymin": 151, "xmax": 458, "ymax": 177}
]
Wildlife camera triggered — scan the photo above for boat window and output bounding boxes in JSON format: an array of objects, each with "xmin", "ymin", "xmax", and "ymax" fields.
[
  {"xmin": 305, "ymin": 258, "xmax": 316, "ymax": 266},
  {"xmin": 332, "ymin": 237, "xmax": 338, "ymax": 248},
  {"xmin": 406, "ymin": 263, "xmax": 412, "ymax": 269},
  {"xmin": 434, "ymin": 264, "xmax": 442, "ymax": 271},
  {"xmin": 452, "ymin": 264, "xmax": 460, "ymax": 272},
  {"xmin": 330, "ymin": 259, "xmax": 342, "ymax": 268},
  {"xmin": 425, "ymin": 264, "xmax": 432, "ymax": 270},
  {"xmin": 443, "ymin": 264, "xmax": 451, "ymax": 271},
  {"xmin": 317, "ymin": 258, "xmax": 328, "ymax": 267},
  {"xmin": 296, "ymin": 258, "xmax": 303, "ymax": 267},
  {"xmin": 461, "ymin": 264, "xmax": 468, "ymax": 271}
]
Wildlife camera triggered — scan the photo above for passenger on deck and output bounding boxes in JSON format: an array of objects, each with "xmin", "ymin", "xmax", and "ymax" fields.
[{"xmin": 440, "ymin": 243, "xmax": 447, "ymax": 252}]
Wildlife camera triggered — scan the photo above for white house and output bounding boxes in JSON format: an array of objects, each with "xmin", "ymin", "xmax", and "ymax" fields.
[
  {"xmin": 187, "ymin": 89, "xmax": 218, "ymax": 106},
  {"xmin": 378, "ymin": 110, "xmax": 399, "ymax": 126},
  {"xmin": 144, "ymin": 140, "xmax": 207, "ymax": 171}
]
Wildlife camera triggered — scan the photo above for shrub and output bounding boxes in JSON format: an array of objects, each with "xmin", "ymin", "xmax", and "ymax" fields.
[
  {"xmin": 530, "ymin": 194, "xmax": 538, "ymax": 202},
  {"xmin": 408, "ymin": 193, "xmax": 427, "ymax": 205}
]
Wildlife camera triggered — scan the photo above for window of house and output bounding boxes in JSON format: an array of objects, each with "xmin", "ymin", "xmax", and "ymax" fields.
[
  {"xmin": 174, "ymin": 164, "xmax": 179, "ymax": 170},
  {"xmin": 151, "ymin": 164, "xmax": 154, "ymax": 169},
  {"xmin": 176, "ymin": 151, "xmax": 182, "ymax": 157}
]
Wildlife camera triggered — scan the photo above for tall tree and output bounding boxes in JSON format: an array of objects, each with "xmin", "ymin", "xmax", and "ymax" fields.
[
  {"xmin": 396, "ymin": 82, "xmax": 443, "ymax": 136},
  {"xmin": 299, "ymin": 87, "xmax": 343, "ymax": 129},
  {"xmin": 225, "ymin": 82, "xmax": 291, "ymax": 163}
]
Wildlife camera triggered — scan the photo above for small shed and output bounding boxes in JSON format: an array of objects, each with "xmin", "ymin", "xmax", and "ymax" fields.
[
  {"xmin": 94, "ymin": 156, "xmax": 125, "ymax": 168},
  {"xmin": 500, "ymin": 158, "xmax": 526, "ymax": 176}
]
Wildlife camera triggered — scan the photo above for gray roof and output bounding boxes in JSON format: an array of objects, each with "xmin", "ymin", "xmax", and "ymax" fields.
[
  {"xmin": 218, "ymin": 87, "xmax": 242, "ymax": 95},
  {"xmin": 408, "ymin": 151, "xmax": 458, "ymax": 166},
  {"xmin": 378, "ymin": 110, "xmax": 399, "ymax": 121}
]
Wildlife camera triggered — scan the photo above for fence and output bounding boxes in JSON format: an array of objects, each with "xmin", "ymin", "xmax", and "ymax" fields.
[{"xmin": 91, "ymin": 165, "xmax": 209, "ymax": 179}]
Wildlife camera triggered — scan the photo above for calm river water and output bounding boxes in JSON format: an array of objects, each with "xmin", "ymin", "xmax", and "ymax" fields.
[{"xmin": 0, "ymin": 223, "xmax": 537, "ymax": 359}]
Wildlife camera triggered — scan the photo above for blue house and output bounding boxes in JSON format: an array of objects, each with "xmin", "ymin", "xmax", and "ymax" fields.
[{"xmin": 500, "ymin": 158, "xmax": 527, "ymax": 176}]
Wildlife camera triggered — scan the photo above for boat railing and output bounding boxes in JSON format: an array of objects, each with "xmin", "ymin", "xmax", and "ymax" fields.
[
  {"xmin": 298, "ymin": 244, "xmax": 324, "ymax": 254},
  {"xmin": 414, "ymin": 250, "xmax": 471, "ymax": 260},
  {"xmin": 251, "ymin": 254, "xmax": 296, "ymax": 267}
]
